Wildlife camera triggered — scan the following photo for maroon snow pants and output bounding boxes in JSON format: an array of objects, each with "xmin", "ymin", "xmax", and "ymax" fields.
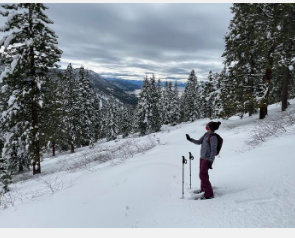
[{"xmin": 199, "ymin": 159, "xmax": 214, "ymax": 198}]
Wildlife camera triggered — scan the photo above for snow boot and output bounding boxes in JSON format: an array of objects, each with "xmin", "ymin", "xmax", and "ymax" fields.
[
  {"xmin": 196, "ymin": 194, "xmax": 214, "ymax": 200},
  {"xmin": 193, "ymin": 189, "xmax": 204, "ymax": 194}
]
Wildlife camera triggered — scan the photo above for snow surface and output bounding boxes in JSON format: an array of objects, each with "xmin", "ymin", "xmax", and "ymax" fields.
[{"xmin": 0, "ymin": 100, "xmax": 295, "ymax": 228}]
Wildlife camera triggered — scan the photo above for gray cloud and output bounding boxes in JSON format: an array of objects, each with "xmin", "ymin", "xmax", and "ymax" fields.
[{"xmin": 0, "ymin": 3, "xmax": 233, "ymax": 82}]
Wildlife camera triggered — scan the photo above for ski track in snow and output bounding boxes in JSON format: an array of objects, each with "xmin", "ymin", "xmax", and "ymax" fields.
[{"xmin": 0, "ymin": 100, "xmax": 295, "ymax": 227}]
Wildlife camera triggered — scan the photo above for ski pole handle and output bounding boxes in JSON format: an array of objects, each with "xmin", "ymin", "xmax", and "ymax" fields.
[
  {"xmin": 189, "ymin": 152, "xmax": 194, "ymax": 160},
  {"xmin": 182, "ymin": 156, "xmax": 187, "ymax": 199},
  {"xmin": 182, "ymin": 156, "xmax": 187, "ymax": 164}
]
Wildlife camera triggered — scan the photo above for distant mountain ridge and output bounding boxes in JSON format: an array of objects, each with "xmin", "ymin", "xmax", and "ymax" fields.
[
  {"xmin": 0, "ymin": 65, "xmax": 139, "ymax": 106},
  {"xmin": 105, "ymin": 77, "xmax": 187, "ymax": 91}
]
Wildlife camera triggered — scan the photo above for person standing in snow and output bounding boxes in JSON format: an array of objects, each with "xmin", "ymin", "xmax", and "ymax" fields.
[{"xmin": 186, "ymin": 121, "xmax": 221, "ymax": 200}]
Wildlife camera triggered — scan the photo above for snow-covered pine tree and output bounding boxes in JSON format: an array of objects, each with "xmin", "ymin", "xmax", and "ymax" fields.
[
  {"xmin": 118, "ymin": 105, "xmax": 134, "ymax": 138},
  {"xmin": 85, "ymin": 70, "xmax": 98, "ymax": 145},
  {"xmin": 0, "ymin": 63, "xmax": 31, "ymax": 174},
  {"xmin": 92, "ymin": 91, "xmax": 101, "ymax": 143},
  {"xmin": 136, "ymin": 76, "xmax": 151, "ymax": 135},
  {"xmin": 0, "ymin": 156, "xmax": 11, "ymax": 193},
  {"xmin": 39, "ymin": 71, "xmax": 63, "ymax": 157},
  {"xmin": 167, "ymin": 81, "xmax": 175, "ymax": 124},
  {"xmin": 170, "ymin": 81, "xmax": 181, "ymax": 125},
  {"xmin": 75, "ymin": 67, "xmax": 96, "ymax": 147},
  {"xmin": 61, "ymin": 64, "xmax": 79, "ymax": 153},
  {"xmin": 148, "ymin": 74, "xmax": 161, "ymax": 133},
  {"xmin": 162, "ymin": 80, "xmax": 170, "ymax": 124},
  {"xmin": 181, "ymin": 70, "xmax": 200, "ymax": 122},
  {"xmin": 199, "ymin": 72, "xmax": 215, "ymax": 119},
  {"xmin": 0, "ymin": 3, "xmax": 62, "ymax": 175},
  {"xmin": 223, "ymin": 4, "xmax": 295, "ymax": 118},
  {"xmin": 255, "ymin": 3, "xmax": 281, "ymax": 119},
  {"xmin": 105, "ymin": 97, "xmax": 118, "ymax": 141},
  {"xmin": 272, "ymin": 4, "xmax": 295, "ymax": 111},
  {"xmin": 156, "ymin": 78, "xmax": 163, "ymax": 125},
  {"xmin": 212, "ymin": 68, "xmax": 234, "ymax": 119},
  {"xmin": 198, "ymin": 80, "xmax": 205, "ymax": 118},
  {"xmin": 222, "ymin": 3, "xmax": 264, "ymax": 118}
]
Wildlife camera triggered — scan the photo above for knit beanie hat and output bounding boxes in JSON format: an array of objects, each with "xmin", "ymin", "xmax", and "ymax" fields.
[{"xmin": 208, "ymin": 121, "xmax": 221, "ymax": 132}]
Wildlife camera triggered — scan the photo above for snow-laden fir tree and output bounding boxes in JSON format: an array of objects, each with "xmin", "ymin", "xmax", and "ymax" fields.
[
  {"xmin": 0, "ymin": 3, "xmax": 62, "ymax": 175},
  {"xmin": 156, "ymin": 78, "xmax": 163, "ymax": 125},
  {"xmin": 162, "ymin": 81, "xmax": 172, "ymax": 124},
  {"xmin": 180, "ymin": 70, "xmax": 201, "ymax": 122},
  {"xmin": 0, "ymin": 156, "xmax": 11, "ymax": 193},
  {"xmin": 222, "ymin": 4, "xmax": 264, "ymax": 118},
  {"xmin": 118, "ymin": 105, "xmax": 134, "ymax": 138},
  {"xmin": 166, "ymin": 81, "xmax": 176, "ymax": 124},
  {"xmin": 170, "ymin": 81, "xmax": 181, "ymax": 125},
  {"xmin": 271, "ymin": 4, "xmax": 295, "ymax": 111},
  {"xmin": 105, "ymin": 97, "xmax": 118, "ymax": 141},
  {"xmin": 199, "ymin": 71, "xmax": 216, "ymax": 119},
  {"xmin": 162, "ymin": 81, "xmax": 168, "ymax": 124},
  {"xmin": 223, "ymin": 4, "xmax": 295, "ymax": 118},
  {"xmin": 60, "ymin": 64, "xmax": 79, "ymax": 153},
  {"xmin": 76, "ymin": 67, "xmax": 96, "ymax": 147},
  {"xmin": 39, "ymin": 71, "xmax": 63, "ymax": 157},
  {"xmin": 211, "ymin": 69, "xmax": 232, "ymax": 119},
  {"xmin": 148, "ymin": 74, "xmax": 161, "ymax": 133},
  {"xmin": 92, "ymin": 92, "xmax": 101, "ymax": 143},
  {"xmin": 136, "ymin": 76, "xmax": 151, "ymax": 135}
]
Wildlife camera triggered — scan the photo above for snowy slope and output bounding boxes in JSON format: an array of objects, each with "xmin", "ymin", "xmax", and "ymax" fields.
[{"xmin": 0, "ymin": 101, "xmax": 295, "ymax": 228}]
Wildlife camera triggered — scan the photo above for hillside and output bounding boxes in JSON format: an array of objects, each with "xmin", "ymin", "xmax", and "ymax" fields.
[
  {"xmin": 0, "ymin": 65, "xmax": 139, "ymax": 106},
  {"xmin": 0, "ymin": 100, "xmax": 294, "ymax": 228}
]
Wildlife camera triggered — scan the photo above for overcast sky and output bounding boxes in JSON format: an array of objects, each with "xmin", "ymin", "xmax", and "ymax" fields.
[{"xmin": 0, "ymin": 3, "xmax": 233, "ymax": 82}]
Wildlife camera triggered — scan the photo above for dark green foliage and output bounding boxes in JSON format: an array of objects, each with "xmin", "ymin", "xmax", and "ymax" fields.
[{"xmin": 180, "ymin": 70, "xmax": 201, "ymax": 122}]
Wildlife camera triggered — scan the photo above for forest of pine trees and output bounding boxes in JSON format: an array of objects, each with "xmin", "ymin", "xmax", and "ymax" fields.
[{"xmin": 0, "ymin": 3, "xmax": 295, "ymax": 193}]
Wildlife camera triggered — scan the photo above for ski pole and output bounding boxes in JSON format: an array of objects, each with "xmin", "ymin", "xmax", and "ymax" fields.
[
  {"xmin": 182, "ymin": 156, "xmax": 187, "ymax": 199},
  {"xmin": 189, "ymin": 152, "xmax": 194, "ymax": 189}
]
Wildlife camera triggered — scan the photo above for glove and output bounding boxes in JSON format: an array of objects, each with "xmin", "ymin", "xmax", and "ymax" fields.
[
  {"xmin": 208, "ymin": 161, "xmax": 213, "ymax": 169},
  {"xmin": 186, "ymin": 134, "xmax": 191, "ymax": 141}
]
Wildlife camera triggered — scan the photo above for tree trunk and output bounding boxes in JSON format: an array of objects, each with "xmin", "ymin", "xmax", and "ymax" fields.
[
  {"xmin": 32, "ymin": 101, "xmax": 41, "ymax": 175},
  {"xmin": 259, "ymin": 68, "xmax": 271, "ymax": 119},
  {"xmin": 19, "ymin": 163, "xmax": 23, "ymax": 173},
  {"xmin": 282, "ymin": 66, "xmax": 289, "ymax": 111},
  {"xmin": 71, "ymin": 143, "xmax": 75, "ymax": 153},
  {"xmin": 259, "ymin": 103, "xmax": 268, "ymax": 119},
  {"xmin": 248, "ymin": 55, "xmax": 255, "ymax": 117},
  {"xmin": 259, "ymin": 3, "xmax": 278, "ymax": 120},
  {"xmin": 52, "ymin": 140, "xmax": 56, "ymax": 156},
  {"xmin": 29, "ymin": 5, "xmax": 41, "ymax": 175}
]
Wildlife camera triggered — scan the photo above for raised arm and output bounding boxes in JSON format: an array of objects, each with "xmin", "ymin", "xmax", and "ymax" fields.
[{"xmin": 186, "ymin": 133, "xmax": 206, "ymax": 145}]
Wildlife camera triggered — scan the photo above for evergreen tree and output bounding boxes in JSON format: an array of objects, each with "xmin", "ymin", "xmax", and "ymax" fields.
[
  {"xmin": 61, "ymin": 64, "xmax": 79, "ymax": 153},
  {"xmin": 148, "ymin": 74, "xmax": 161, "ymax": 133},
  {"xmin": 222, "ymin": 4, "xmax": 263, "ymax": 118},
  {"xmin": 119, "ymin": 105, "xmax": 133, "ymax": 138},
  {"xmin": 181, "ymin": 70, "xmax": 200, "ymax": 122},
  {"xmin": 200, "ymin": 71, "xmax": 217, "ymax": 119},
  {"xmin": 105, "ymin": 97, "xmax": 118, "ymax": 141},
  {"xmin": 170, "ymin": 81, "xmax": 181, "ymax": 125},
  {"xmin": 39, "ymin": 72, "xmax": 63, "ymax": 157},
  {"xmin": 212, "ymin": 69, "xmax": 233, "ymax": 119},
  {"xmin": 273, "ymin": 4, "xmax": 295, "ymax": 111},
  {"xmin": 0, "ymin": 3, "xmax": 62, "ymax": 175},
  {"xmin": 136, "ymin": 76, "xmax": 151, "ymax": 135},
  {"xmin": 162, "ymin": 80, "xmax": 170, "ymax": 124},
  {"xmin": 223, "ymin": 4, "xmax": 295, "ymax": 119},
  {"xmin": 156, "ymin": 79, "xmax": 163, "ymax": 125},
  {"xmin": 0, "ymin": 156, "xmax": 11, "ymax": 193},
  {"xmin": 76, "ymin": 67, "xmax": 96, "ymax": 146},
  {"xmin": 92, "ymin": 93, "xmax": 101, "ymax": 143}
]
